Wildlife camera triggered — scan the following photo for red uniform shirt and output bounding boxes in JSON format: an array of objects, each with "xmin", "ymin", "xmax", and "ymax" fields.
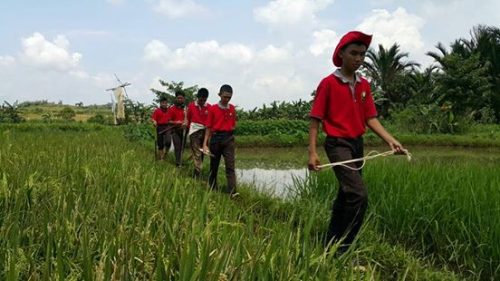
[
  {"xmin": 166, "ymin": 105, "xmax": 186, "ymax": 123},
  {"xmin": 207, "ymin": 103, "xmax": 237, "ymax": 132},
  {"xmin": 310, "ymin": 71, "xmax": 377, "ymax": 138},
  {"xmin": 151, "ymin": 107, "xmax": 169, "ymax": 125},
  {"xmin": 187, "ymin": 101, "xmax": 210, "ymax": 127}
]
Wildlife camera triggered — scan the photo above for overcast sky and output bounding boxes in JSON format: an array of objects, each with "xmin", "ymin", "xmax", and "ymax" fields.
[{"xmin": 0, "ymin": 0, "xmax": 499, "ymax": 109}]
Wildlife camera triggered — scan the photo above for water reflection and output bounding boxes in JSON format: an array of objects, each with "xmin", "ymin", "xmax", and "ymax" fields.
[{"xmin": 236, "ymin": 168, "xmax": 308, "ymax": 197}]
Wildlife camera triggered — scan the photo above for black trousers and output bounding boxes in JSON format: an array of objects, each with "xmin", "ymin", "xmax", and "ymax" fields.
[
  {"xmin": 324, "ymin": 136, "xmax": 368, "ymax": 254},
  {"xmin": 208, "ymin": 132, "xmax": 236, "ymax": 194},
  {"xmin": 156, "ymin": 125, "xmax": 171, "ymax": 150},
  {"xmin": 171, "ymin": 128, "xmax": 185, "ymax": 166}
]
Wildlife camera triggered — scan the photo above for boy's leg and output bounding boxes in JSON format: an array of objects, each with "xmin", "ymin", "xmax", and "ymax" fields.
[
  {"xmin": 208, "ymin": 139, "xmax": 222, "ymax": 190},
  {"xmin": 190, "ymin": 130, "xmax": 204, "ymax": 177},
  {"xmin": 171, "ymin": 129, "xmax": 183, "ymax": 166},
  {"xmin": 221, "ymin": 136, "xmax": 236, "ymax": 195},
  {"xmin": 324, "ymin": 137, "xmax": 367, "ymax": 253},
  {"xmin": 156, "ymin": 127, "xmax": 166, "ymax": 160}
]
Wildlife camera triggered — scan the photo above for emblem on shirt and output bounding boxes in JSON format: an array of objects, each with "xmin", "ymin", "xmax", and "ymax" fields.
[{"xmin": 361, "ymin": 91, "xmax": 366, "ymax": 102}]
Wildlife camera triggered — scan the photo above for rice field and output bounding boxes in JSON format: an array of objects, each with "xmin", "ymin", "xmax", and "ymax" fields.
[{"xmin": 0, "ymin": 124, "xmax": 497, "ymax": 280}]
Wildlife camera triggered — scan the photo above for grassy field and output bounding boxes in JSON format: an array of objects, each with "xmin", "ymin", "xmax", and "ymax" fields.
[
  {"xmin": 18, "ymin": 103, "xmax": 112, "ymax": 122},
  {"xmin": 0, "ymin": 124, "xmax": 498, "ymax": 280}
]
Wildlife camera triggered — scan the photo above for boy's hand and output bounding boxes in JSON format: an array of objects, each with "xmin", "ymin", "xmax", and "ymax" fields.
[
  {"xmin": 389, "ymin": 139, "xmax": 405, "ymax": 154},
  {"xmin": 152, "ymin": 120, "xmax": 157, "ymax": 127},
  {"xmin": 308, "ymin": 152, "xmax": 321, "ymax": 171},
  {"xmin": 202, "ymin": 145, "xmax": 210, "ymax": 155}
]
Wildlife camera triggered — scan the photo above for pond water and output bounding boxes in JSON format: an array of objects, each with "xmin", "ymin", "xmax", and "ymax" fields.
[
  {"xmin": 235, "ymin": 146, "xmax": 500, "ymax": 197},
  {"xmin": 236, "ymin": 167, "xmax": 308, "ymax": 197}
]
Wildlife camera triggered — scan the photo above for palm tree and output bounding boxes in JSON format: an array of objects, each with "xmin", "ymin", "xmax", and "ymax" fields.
[
  {"xmin": 427, "ymin": 25, "xmax": 500, "ymax": 122},
  {"xmin": 462, "ymin": 25, "xmax": 500, "ymax": 122},
  {"xmin": 406, "ymin": 66, "xmax": 438, "ymax": 105},
  {"xmin": 426, "ymin": 42, "xmax": 449, "ymax": 70},
  {"xmin": 364, "ymin": 43, "xmax": 420, "ymax": 117},
  {"xmin": 427, "ymin": 42, "xmax": 492, "ymax": 116}
]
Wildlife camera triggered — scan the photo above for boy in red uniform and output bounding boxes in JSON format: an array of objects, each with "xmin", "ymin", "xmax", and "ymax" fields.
[
  {"xmin": 308, "ymin": 31, "xmax": 405, "ymax": 254},
  {"xmin": 203, "ymin": 84, "xmax": 237, "ymax": 196},
  {"xmin": 187, "ymin": 88, "xmax": 210, "ymax": 178},
  {"xmin": 166, "ymin": 91, "xmax": 187, "ymax": 167},
  {"xmin": 151, "ymin": 96, "xmax": 171, "ymax": 160}
]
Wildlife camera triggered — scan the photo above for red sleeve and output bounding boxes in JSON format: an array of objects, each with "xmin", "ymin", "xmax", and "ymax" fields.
[
  {"xmin": 310, "ymin": 78, "xmax": 329, "ymax": 120},
  {"xmin": 363, "ymin": 83, "xmax": 377, "ymax": 119},
  {"xmin": 186, "ymin": 103, "xmax": 193, "ymax": 127},
  {"xmin": 206, "ymin": 106, "xmax": 214, "ymax": 129},
  {"xmin": 231, "ymin": 105, "xmax": 237, "ymax": 129},
  {"xmin": 165, "ymin": 106, "xmax": 173, "ymax": 122},
  {"xmin": 151, "ymin": 108, "xmax": 159, "ymax": 121}
]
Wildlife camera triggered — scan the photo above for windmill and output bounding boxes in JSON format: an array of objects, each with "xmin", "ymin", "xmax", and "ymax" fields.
[{"xmin": 106, "ymin": 74, "xmax": 131, "ymax": 125}]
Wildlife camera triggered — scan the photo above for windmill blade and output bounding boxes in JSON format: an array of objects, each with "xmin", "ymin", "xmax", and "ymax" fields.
[
  {"xmin": 114, "ymin": 73, "xmax": 123, "ymax": 85},
  {"xmin": 113, "ymin": 74, "xmax": 130, "ymax": 99}
]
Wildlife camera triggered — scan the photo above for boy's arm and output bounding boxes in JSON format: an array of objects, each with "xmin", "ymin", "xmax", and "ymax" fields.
[
  {"xmin": 308, "ymin": 118, "xmax": 321, "ymax": 171},
  {"xmin": 203, "ymin": 128, "xmax": 212, "ymax": 152},
  {"xmin": 366, "ymin": 117, "xmax": 404, "ymax": 153}
]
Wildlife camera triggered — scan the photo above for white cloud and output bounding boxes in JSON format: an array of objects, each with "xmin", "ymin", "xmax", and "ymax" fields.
[
  {"xmin": 144, "ymin": 40, "xmax": 253, "ymax": 69},
  {"xmin": 254, "ymin": 0, "xmax": 334, "ymax": 27},
  {"xmin": 150, "ymin": 0, "xmax": 206, "ymax": 19},
  {"xmin": 21, "ymin": 32, "xmax": 82, "ymax": 72},
  {"xmin": 0, "ymin": 55, "xmax": 16, "ymax": 66},
  {"xmin": 309, "ymin": 29, "xmax": 339, "ymax": 56},
  {"xmin": 356, "ymin": 8, "xmax": 425, "ymax": 55},
  {"xmin": 252, "ymin": 73, "xmax": 308, "ymax": 101},
  {"xmin": 142, "ymin": 38, "xmax": 321, "ymax": 108},
  {"xmin": 256, "ymin": 45, "xmax": 291, "ymax": 62}
]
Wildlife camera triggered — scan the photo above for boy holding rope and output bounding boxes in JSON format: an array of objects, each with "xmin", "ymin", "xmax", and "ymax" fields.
[
  {"xmin": 202, "ymin": 84, "xmax": 238, "ymax": 197},
  {"xmin": 166, "ymin": 90, "xmax": 187, "ymax": 167},
  {"xmin": 308, "ymin": 31, "xmax": 405, "ymax": 254},
  {"xmin": 187, "ymin": 88, "xmax": 210, "ymax": 178},
  {"xmin": 151, "ymin": 96, "xmax": 171, "ymax": 160}
]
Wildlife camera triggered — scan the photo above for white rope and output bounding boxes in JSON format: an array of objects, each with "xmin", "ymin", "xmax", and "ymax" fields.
[{"xmin": 317, "ymin": 149, "xmax": 412, "ymax": 170}]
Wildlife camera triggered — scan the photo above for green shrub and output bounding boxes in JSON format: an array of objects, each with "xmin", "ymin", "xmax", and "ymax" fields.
[
  {"xmin": 58, "ymin": 106, "xmax": 76, "ymax": 121},
  {"xmin": 393, "ymin": 103, "xmax": 471, "ymax": 134},
  {"xmin": 236, "ymin": 119, "xmax": 309, "ymax": 136},
  {"xmin": 87, "ymin": 114, "xmax": 111, "ymax": 125}
]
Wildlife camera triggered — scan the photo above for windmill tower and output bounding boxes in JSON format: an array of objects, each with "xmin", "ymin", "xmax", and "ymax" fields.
[{"xmin": 106, "ymin": 74, "xmax": 131, "ymax": 125}]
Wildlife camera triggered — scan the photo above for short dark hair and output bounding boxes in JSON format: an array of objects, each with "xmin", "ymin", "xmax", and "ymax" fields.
[
  {"xmin": 197, "ymin": 88, "xmax": 209, "ymax": 98},
  {"xmin": 175, "ymin": 90, "xmax": 185, "ymax": 97},
  {"xmin": 219, "ymin": 84, "xmax": 233, "ymax": 94},
  {"xmin": 159, "ymin": 96, "xmax": 168, "ymax": 102},
  {"xmin": 341, "ymin": 41, "xmax": 368, "ymax": 51}
]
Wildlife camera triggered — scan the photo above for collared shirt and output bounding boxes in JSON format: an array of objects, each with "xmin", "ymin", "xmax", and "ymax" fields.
[
  {"xmin": 310, "ymin": 70, "xmax": 377, "ymax": 138},
  {"xmin": 207, "ymin": 103, "xmax": 236, "ymax": 132},
  {"xmin": 151, "ymin": 107, "xmax": 169, "ymax": 125},
  {"xmin": 166, "ymin": 105, "xmax": 185, "ymax": 123},
  {"xmin": 187, "ymin": 101, "xmax": 210, "ymax": 126},
  {"xmin": 333, "ymin": 69, "xmax": 361, "ymax": 100},
  {"xmin": 187, "ymin": 101, "xmax": 210, "ymax": 135}
]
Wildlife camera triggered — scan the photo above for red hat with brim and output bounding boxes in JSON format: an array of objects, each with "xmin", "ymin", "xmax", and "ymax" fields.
[{"xmin": 332, "ymin": 31, "xmax": 372, "ymax": 67}]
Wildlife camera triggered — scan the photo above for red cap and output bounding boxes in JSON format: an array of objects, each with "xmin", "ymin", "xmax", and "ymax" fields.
[{"xmin": 332, "ymin": 31, "xmax": 372, "ymax": 67}]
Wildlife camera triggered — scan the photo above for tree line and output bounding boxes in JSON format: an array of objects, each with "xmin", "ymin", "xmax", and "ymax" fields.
[{"xmin": 2, "ymin": 24, "xmax": 497, "ymax": 133}]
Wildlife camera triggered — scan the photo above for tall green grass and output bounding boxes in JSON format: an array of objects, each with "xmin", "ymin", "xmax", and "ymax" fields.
[
  {"xmin": 0, "ymin": 127, "xmax": 463, "ymax": 280},
  {"xmin": 293, "ymin": 154, "xmax": 500, "ymax": 280}
]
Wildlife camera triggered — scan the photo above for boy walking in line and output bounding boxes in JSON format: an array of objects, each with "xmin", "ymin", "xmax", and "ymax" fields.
[
  {"xmin": 308, "ymin": 31, "xmax": 405, "ymax": 254},
  {"xmin": 166, "ymin": 90, "xmax": 187, "ymax": 167},
  {"xmin": 202, "ymin": 84, "xmax": 238, "ymax": 196},
  {"xmin": 187, "ymin": 88, "xmax": 210, "ymax": 178},
  {"xmin": 151, "ymin": 96, "xmax": 171, "ymax": 160}
]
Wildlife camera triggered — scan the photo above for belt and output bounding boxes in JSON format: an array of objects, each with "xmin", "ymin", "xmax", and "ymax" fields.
[{"xmin": 213, "ymin": 130, "xmax": 233, "ymax": 135}]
